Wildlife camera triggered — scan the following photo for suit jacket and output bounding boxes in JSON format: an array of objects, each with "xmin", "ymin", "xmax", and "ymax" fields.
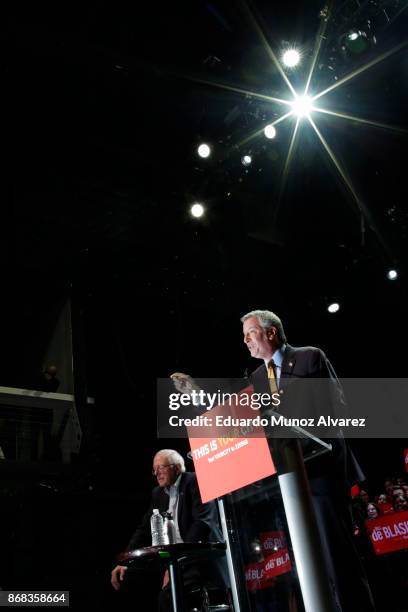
[
  {"xmin": 250, "ymin": 343, "xmax": 339, "ymax": 392},
  {"xmin": 249, "ymin": 346, "xmax": 374, "ymax": 610},
  {"xmin": 249, "ymin": 344, "xmax": 364, "ymax": 497}
]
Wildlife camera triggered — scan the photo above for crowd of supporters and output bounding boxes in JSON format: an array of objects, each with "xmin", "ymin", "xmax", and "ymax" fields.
[
  {"xmin": 353, "ymin": 475, "xmax": 408, "ymax": 522},
  {"xmin": 351, "ymin": 473, "xmax": 408, "ymax": 611}
]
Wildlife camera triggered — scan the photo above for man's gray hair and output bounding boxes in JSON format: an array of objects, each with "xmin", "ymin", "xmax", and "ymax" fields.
[
  {"xmin": 240, "ymin": 310, "xmax": 287, "ymax": 344},
  {"xmin": 155, "ymin": 449, "xmax": 186, "ymax": 472}
]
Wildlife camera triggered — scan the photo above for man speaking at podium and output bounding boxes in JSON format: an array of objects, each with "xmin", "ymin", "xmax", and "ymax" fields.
[{"xmin": 172, "ymin": 309, "xmax": 375, "ymax": 612}]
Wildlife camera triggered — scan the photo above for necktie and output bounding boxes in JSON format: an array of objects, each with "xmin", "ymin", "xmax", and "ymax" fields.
[{"xmin": 267, "ymin": 359, "xmax": 279, "ymax": 395}]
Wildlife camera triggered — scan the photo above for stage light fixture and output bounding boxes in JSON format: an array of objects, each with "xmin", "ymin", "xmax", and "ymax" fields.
[
  {"xmin": 387, "ymin": 269, "xmax": 398, "ymax": 280},
  {"xmin": 291, "ymin": 95, "xmax": 313, "ymax": 118},
  {"xmin": 327, "ymin": 302, "xmax": 340, "ymax": 313},
  {"xmin": 242, "ymin": 155, "xmax": 252, "ymax": 166},
  {"xmin": 344, "ymin": 30, "xmax": 369, "ymax": 55},
  {"xmin": 264, "ymin": 124, "xmax": 277, "ymax": 139},
  {"xmin": 282, "ymin": 49, "xmax": 301, "ymax": 68},
  {"xmin": 197, "ymin": 143, "xmax": 211, "ymax": 158},
  {"xmin": 190, "ymin": 203, "xmax": 205, "ymax": 218}
]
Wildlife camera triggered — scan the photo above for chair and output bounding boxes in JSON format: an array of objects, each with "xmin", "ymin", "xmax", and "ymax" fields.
[{"xmin": 188, "ymin": 585, "xmax": 233, "ymax": 611}]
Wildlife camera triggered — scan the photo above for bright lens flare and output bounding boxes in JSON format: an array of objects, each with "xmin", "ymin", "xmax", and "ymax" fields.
[
  {"xmin": 328, "ymin": 303, "xmax": 340, "ymax": 314},
  {"xmin": 190, "ymin": 203, "xmax": 205, "ymax": 218},
  {"xmin": 197, "ymin": 143, "xmax": 211, "ymax": 158},
  {"xmin": 264, "ymin": 124, "xmax": 277, "ymax": 139},
  {"xmin": 282, "ymin": 49, "xmax": 301, "ymax": 67},
  {"xmin": 291, "ymin": 95, "xmax": 313, "ymax": 118}
]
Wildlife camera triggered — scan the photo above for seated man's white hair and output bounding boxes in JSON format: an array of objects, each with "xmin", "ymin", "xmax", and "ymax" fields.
[{"xmin": 155, "ymin": 449, "xmax": 186, "ymax": 472}]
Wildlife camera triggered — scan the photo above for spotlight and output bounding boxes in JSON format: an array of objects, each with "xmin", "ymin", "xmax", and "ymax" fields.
[
  {"xmin": 197, "ymin": 143, "xmax": 211, "ymax": 158},
  {"xmin": 190, "ymin": 203, "xmax": 205, "ymax": 218},
  {"xmin": 291, "ymin": 95, "xmax": 313, "ymax": 118},
  {"xmin": 264, "ymin": 124, "xmax": 277, "ymax": 139},
  {"xmin": 242, "ymin": 155, "xmax": 252, "ymax": 166},
  {"xmin": 344, "ymin": 30, "xmax": 369, "ymax": 55},
  {"xmin": 387, "ymin": 269, "xmax": 398, "ymax": 280},
  {"xmin": 340, "ymin": 25, "xmax": 375, "ymax": 59},
  {"xmin": 282, "ymin": 49, "xmax": 300, "ymax": 68},
  {"xmin": 328, "ymin": 302, "xmax": 340, "ymax": 314}
]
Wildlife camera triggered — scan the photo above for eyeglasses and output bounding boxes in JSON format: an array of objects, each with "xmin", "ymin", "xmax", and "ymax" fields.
[{"xmin": 152, "ymin": 463, "xmax": 176, "ymax": 476}]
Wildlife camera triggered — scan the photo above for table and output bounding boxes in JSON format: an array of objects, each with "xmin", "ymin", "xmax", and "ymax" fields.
[{"xmin": 117, "ymin": 542, "xmax": 227, "ymax": 611}]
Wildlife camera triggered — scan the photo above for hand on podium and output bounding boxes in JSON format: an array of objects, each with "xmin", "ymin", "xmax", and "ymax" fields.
[{"xmin": 170, "ymin": 372, "xmax": 200, "ymax": 395}]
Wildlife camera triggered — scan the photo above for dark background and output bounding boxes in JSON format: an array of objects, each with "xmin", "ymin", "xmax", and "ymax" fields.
[{"xmin": 1, "ymin": 0, "xmax": 407, "ymax": 609}]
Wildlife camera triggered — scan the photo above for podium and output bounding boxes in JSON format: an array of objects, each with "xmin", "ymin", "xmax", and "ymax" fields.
[
  {"xmin": 157, "ymin": 374, "xmax": 359, "ymax": 611},
  {"xmin": 190, "ymin": 414, "xmax": 339, "ymax": 612},
  {"xmin": 117, "ymin": 430, "xmax": 341, "ymax": 612}
]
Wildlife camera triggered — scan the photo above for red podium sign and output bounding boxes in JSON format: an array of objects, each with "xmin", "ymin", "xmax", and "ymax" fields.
[{"xmin": 188, "ymin": 386, "xmax": 276, "ymax": 502}]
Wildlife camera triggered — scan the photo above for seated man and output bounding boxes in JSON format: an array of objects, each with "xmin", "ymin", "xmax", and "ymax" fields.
[{"xmin": 111, "ymin": 448, "xmax": 227, "ymax": 611}]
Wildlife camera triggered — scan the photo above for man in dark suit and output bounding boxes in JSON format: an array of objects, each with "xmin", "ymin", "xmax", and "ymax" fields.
[
  {"xmin": 111, "ymin": 448, "xmax": 226, "ymax": 611},
  {"xmin": 241, "ymin": 309, "xmax": 375, "ymax": 611}
]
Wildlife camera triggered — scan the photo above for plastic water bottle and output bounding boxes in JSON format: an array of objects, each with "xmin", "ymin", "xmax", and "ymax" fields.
[
  {"xmin": 163, "ymin": 512, "xmax": 176, "ymax": 544},
  {"xmin": 150, "ymin": 509, "xmax": 168, "ymax": 546}
]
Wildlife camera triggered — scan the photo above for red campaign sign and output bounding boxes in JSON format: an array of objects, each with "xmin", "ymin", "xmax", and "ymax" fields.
[
  {"xmin": 188, "ymin": 386, "xmax": 276, "ymax": 503},
  {"xmin": 404, "ymin": 448, "xmax": 408, "ymax": 473},
  {"xmin": 245, "ymin": 561, "xmax": 275, "ymax": 592},
  {"xmin": 259, "ymin": 530, "xmax": 286, "ymax": 554},
  {"xmin": 245, "ymin": 548, "xmax": 292, "ymax": 591},
  {"xmin": 264, "ymin": 548, "xmax": 292, "ymax": 579},
  {"xmin": 365, "ymin": 510, "xmax": 408, "ymax": 555}
]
